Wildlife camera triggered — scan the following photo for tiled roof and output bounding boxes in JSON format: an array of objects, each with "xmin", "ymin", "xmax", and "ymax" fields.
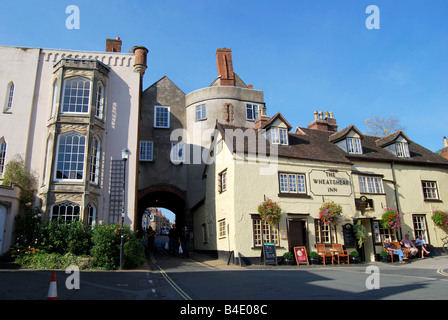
[{"xmin": 216, "ymin": 122, "xmax": 448, "ymax": 167}]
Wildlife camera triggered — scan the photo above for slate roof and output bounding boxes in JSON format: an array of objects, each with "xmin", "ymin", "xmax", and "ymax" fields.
[{"xmin": 216, "ymin": 122, "xmax": 448, "ymax": 167}]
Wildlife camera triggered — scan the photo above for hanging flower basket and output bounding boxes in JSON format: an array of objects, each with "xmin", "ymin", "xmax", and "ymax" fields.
[
  {"xmin": 318, "ymin": 202, "xmax": 342, "ymax": 226},
  {"xmin": 258, "ymin": 198, "xmax": 282, "ymax": 225},
  {"xmin": 431, "ymin": 209, "xmax": 448, "ymax": 228},
  {"xmin": 380, "ymin": 208, "xmax": 402, "ymax": 230}
]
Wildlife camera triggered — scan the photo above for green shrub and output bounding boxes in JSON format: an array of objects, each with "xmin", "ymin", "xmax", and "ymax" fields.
[{"xmin": 90, "ymin": 222, "xmax": 143, "ymax": 270}]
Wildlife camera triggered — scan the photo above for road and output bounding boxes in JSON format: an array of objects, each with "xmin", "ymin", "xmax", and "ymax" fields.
[{"xmin": 1, "ymin": 235, "xmax": 448, "ymax": 304}]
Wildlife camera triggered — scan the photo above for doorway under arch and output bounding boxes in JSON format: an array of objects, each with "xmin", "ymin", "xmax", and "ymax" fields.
[{"xmin": 136, "ymin": 184, "xmax": 188, "ymax": 236}]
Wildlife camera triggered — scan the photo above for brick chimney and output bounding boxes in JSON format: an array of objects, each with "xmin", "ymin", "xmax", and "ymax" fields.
[
  {"xmin": 441, "ymin": 136, "xmax": 448, "ymax": 160},
  {"xmin": 307, "ymin": 110, "xmax": 338, "ymax": 132},
  {"xmin": 106, "ymin": 37, "xmax": 122, "ymax": 53},
  {"xmin": 255, "ymin": 106, "xmax": 270, "ymax": 129},
  {"xmin": 132, "ymin": 46, "xmax": 149, "ymax": 75},
  {"xmin": 216, "ymin": 48, "xmax": 235, "ymax": 86}
]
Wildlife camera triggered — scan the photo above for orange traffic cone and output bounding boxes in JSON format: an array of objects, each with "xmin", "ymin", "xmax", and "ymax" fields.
[{"xmin": 47, "ymin": 272, "xmax": 58, "ymax": 300}]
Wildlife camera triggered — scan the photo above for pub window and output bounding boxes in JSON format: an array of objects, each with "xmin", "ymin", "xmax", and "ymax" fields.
[
  {"xmin": 218, "ymin": 219, "xmax": 226, "ymax": 238},
  {"xmin": 421, "ymin": 181, "xmax": 439, "ymax": 200},
  {"xmin": 395, "ymin": 141, "xmax": 410, "ymax": 158},
  {"xmin": 376, "ymin": 220, "xmax": 398, "ymax": 242},
  {"xmin": 359, "ymin": 175, "xmax": 384, "ymax": 194},
  {"xmin": 252, "ymin": 216, "xmax": 279, "ymax": 247},
  {"xmin": 218, "ymin": 169, "xmax": 227, "ymax": 193},
  {"xmin": 346, "ymin": 137, "xmax": 362, "ymax": 154},
  {"xmin": 314, "ymin": 219, "xmax": 337, "ymax": 244},
  {"xmin": 279, "ymin": 172, "xmax": 306, "ymax": 194},
  {"xmin": 271, "ymin": 128, "xmax": 288, "ymax": 145},
  {"xmin": 413, "ymin": 215, "xmax": 429, "ymax": 241}
]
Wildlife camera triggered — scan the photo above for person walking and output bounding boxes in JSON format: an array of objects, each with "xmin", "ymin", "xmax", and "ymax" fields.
[
  {"xmin": 181, "ymin": 226, "xmax": 191, "ymax": 258},
  {"xmin": 146, "ymin": 226, "xmax": 155, "ymax": 252},
  {"xmin": 168, "ymin": 224, "xmax": 179, "ymax": 256}
]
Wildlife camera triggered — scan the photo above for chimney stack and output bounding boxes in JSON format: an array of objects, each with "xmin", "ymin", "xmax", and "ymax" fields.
[
  {"xmin": 132, "ymin": 46, "xmax": 149, "ymax": 75},
  {"xmin": 106, "ymin": 37, "xmax": 122, "ymax": 53},
  {"xmin": 441, "ymin": 136, "xmax": 448, "ymax": 160},
  {"xmin": 307, "ymin": 110, "xmax": 338, "ymax": 132},
  {"xmin": 255, "ymin": 106, "xmax": 270, "ymax": 129},
  {"xmin": 216, "ymin": 48, "xmax": 235, "ymax": 86}
]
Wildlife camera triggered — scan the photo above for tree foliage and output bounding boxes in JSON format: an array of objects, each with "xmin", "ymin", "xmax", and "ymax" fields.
[
  {"xmin": 1, "ymin": 154, "xmax": 37, "ymax": 204},
  {"xmin": 364, "ymin": 115, "xmax": 406, "ymax": 137}
]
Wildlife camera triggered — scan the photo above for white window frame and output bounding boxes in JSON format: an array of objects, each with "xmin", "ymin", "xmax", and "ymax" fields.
[
  {"xmin": 51, "ymin": 202, "xmax": 81, "ymax": 222},
  {"xmin": 170, "ymin": 141, "xmax": 185, "ymax": 163},
  {"xmin": 253, "ymin": 217, "xmax": 279, "ymax": 247},
  {"xmin": 95, "ymin": 81, "xmax": 104, "ymax": 119},
  {"xmin": 89, "ymin": 137, "xmax": 101, "ymax": 184},
  {"xmin": 359, "ymin": 175, "xmax": 384, "ymax": 194},
  {"xmin": 55, "ymin": 132, "xmax": 86, "ymax": 181},
  {"xmin": 279, "ymin": 173, "xmax": 306, "ymax": 194},
  {"xmin": 0, "ymin": 139, "xmax": 6, "ymax": 174},
  {"xmin": 139, "ymin": 141, "xmax": 154, "ymax": 162},
  {"xmin": 154, "ymin": 105, "xmax": 170, "ymax": 128},
  {"xmin": 61, "ymin": 77, "xmax": 91, "ymax": 114},
  {"xmin": 271, "ymin": 128, "xmax": 288, "ymax": 145},
  {"xmin": 421, "ymin": 180, "xmax": 439, "ymax": 200},
  {"xmin": 195, "ymin": 104, "xmax": 206, "ymax": 121},
  {"xmin": 396, "ymin": 141, "xmax": 410, "ymax": 158},
  {"xmin": 4, "ymin": 82, "xmax": 14, "ymax": 112},
  {"xmin": 218, "ymin": 219, "xmax": 226, "ymax": 239},
  {"xmin": 346, "ymin": 137, "xmax": 362, "ymax": 154},
  {"xmin": 246, "ymin": 103, "xmax": 259, "ymax": 121}
]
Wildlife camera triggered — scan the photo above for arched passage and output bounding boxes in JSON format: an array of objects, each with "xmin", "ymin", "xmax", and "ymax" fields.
[{"xmin": 136, "ymin": 184, "xmax": 188, "ymax": 236}]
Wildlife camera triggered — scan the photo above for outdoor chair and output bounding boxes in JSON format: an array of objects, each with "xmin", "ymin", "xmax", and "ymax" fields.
[
  {"xmin": 316, "ymin": 243, "xmax": 334, "ymax": 265},
  {"xmin": 332, "ymin": 243, "xmax": 349, "ymax": 264}
]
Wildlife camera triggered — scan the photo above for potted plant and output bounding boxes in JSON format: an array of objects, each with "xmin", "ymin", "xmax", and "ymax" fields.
[
  {"xmin": 318, "ymin": 202, "xmax": 342, "ymax": 227},
  {"xmin": 257, "ymin": 198, "xmax": 282, "ymax": 225},
  {"xmin": 379, "ymin": 250, "xmax": 390, "ymax": 262},
  {"xmin": 309, "ymin": 251, "xmax": 320, "ymax": 265},
  {"xmin": 283, "ymin": 251, "xmax": 294, "ymax": 265},
  {"xmin": 349, "ymin": 250, "xmax": 360, "ymax": 263}
]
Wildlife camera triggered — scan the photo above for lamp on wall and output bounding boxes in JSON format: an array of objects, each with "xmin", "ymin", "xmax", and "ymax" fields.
[{"xmin": 120, "ymin": 148, "xmax": 130, "ymax": 270}]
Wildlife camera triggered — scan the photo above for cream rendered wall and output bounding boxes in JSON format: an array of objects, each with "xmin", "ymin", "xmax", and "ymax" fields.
[
  {"xmin": 0, "ymin": 46, "xmax": 41, "ymax": 171},
  {"xmin": 231, "ymin": 154, "xmax": 356, "ymax": 259}
]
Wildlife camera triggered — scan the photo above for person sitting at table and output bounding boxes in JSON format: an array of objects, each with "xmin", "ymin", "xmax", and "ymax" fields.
[
  {"xmin": 401, "ymin": 233, "xmax": 418, "ymax": 257},
  {"xmin": 384, "ymin": 238, "xmax": 407, "ymax": 263},
  {"xmin": 415, "ymin": 234, "xmax": 430, "ymax": 258}
]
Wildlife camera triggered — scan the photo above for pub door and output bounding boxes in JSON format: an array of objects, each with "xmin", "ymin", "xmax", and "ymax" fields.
[{"xmin": 287, "ymin": 218, "xmax": 307, "ymax": 253}]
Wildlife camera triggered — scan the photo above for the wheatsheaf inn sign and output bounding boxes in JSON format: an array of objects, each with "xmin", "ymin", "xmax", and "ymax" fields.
[{"xmin": 309, "ymin": 170, "xmax": 352, "ymax": 196}]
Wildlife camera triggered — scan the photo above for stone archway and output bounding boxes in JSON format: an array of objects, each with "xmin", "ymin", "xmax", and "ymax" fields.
[{"xmin": 136, "ymin": 184, "xmax": 188, "ymax": 235}]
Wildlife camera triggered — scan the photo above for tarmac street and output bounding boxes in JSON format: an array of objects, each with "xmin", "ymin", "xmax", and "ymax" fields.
[{"xmin": 0, "ymin": 235, "xmax": 448, "ymax": 301}]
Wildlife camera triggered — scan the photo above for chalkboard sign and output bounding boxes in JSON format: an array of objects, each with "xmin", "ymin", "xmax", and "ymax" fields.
[
  {"xmin": 261, "ymin": 243, "xmax": 277, "ymax": 265},
  {"xmin": 293, "ymin": 246, "xmax": 309, "ymax": 266},
  {"xmin": 342, "ymin": 223, "xmax": 356, "ymax": 248}
]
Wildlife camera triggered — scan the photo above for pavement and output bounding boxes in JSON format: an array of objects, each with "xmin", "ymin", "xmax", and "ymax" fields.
[{"xmin": 164, "ymin": 248, "xmax": 448, "ymax": 272}]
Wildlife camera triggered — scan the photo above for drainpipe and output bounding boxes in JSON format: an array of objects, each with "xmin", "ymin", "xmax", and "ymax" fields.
[{"xmin": 390, "ymin": 161, "xmax": 403, "ymax": 239}]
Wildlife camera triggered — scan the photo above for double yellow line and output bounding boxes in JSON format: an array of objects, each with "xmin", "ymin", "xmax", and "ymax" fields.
[
  {"xmin": 437, "ymin": 268, "xmax": 448, "ymax": 277},
  {"xmin": 149, "ymin": 252, "xmax": 192, "ymax": 300}
]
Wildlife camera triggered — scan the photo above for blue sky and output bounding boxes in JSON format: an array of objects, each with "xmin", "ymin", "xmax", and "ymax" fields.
[{"xmin": 1, "ymin": 0, "xmax": 447, "ymax": 157}]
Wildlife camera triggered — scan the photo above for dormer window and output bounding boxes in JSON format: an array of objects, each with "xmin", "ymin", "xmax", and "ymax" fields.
[
  {"xmin": 396, "ymin": 141, "xmax": 410, "ymax": 158},
  {"xmin": 271, "ymin": 128, "xmax": 288, "ymax": 145},
  {"xmin": 347, "ymin": 137, "xmax": 362, "ymax": 154}
]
